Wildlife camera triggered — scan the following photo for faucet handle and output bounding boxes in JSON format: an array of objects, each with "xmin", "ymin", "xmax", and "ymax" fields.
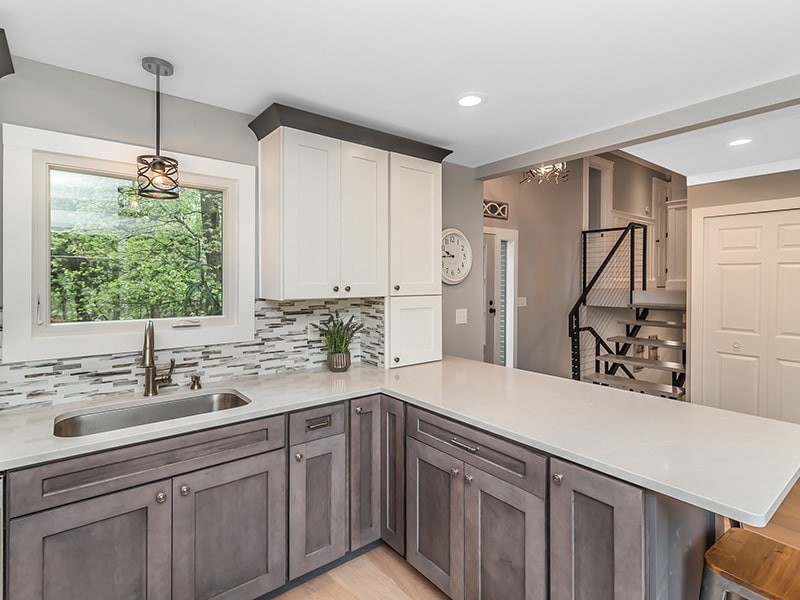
[
  {"xmin": 190, "ymin": 374, "xmax": 202, "ymax": 390},
  {"xmin": 161, "ymin": 358, "xmax": 176, "ymax": 384}
]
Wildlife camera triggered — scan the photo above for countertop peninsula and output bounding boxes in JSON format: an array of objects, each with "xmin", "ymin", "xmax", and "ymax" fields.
[{"xmin": 2, "ymin": 356, "xmax": 799, "ymax": 526}]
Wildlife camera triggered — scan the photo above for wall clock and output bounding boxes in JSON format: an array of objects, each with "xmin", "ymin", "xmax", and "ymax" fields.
[{"xmin": 442, "ymin": 228, "xmax": 473, "ymax": 285}]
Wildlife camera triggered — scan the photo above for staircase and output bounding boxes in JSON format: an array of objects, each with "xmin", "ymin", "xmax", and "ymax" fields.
[{"xmin": 569, "ymin": 224, "xmax": 686, "ymax": 400}]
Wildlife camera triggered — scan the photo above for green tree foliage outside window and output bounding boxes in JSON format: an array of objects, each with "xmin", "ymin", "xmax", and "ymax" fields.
[{"xmin": 49, "ymin": 168, "xmax": 223, "ymax": 323}]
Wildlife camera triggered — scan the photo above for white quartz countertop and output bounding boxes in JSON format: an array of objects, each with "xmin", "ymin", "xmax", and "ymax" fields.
[{"xmin": 2, "ymin": 356, "xmax": 800, "ymax": 527}]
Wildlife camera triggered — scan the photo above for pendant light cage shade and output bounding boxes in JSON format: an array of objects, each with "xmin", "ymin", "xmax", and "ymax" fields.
[
  {"xmin": 137, "ymin": 57, "xmax": 179, "ymax": 199},
  {"xmin": 137, "ymin": 154, "xmax": 179, "ymax": 199},
  {"xmin": 0, "ymin": 29, "xmax": 14, "ymax": 79}
]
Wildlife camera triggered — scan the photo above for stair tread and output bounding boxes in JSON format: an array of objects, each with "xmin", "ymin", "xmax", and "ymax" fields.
[
  {"xmin": 598, "ymin": 354, "xmax": 686, "ymax": 373},
  {"xmin": 618, "ymin": 318, "xmax": 686, "ymax": 329},
  {"xmin": 607, "ymin": 336, "xmax": 686, "ymax": 350},
  {"xmin": 584, "ymin": 373, "xmax": 685, "ymax": 398},
  {"xmin": 628, "ymin": 303, "xmax": 686, "ymax": 311}
]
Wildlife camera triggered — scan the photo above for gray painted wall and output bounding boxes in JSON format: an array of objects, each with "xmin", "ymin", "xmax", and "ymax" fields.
[
  {"xmin": 442, "ymin": 163, "xmax": 484, "ymax": 361},
  {"xmin": 688, "ymin": 169, "xmax": 800, "ymax": 209},
  {"xmin": 483, "ymin": 160, "xmax": 584, "ymax": 377},
  {"xmin": 600, "ymin": 152, "xmax": 669, "ymax": 218}
]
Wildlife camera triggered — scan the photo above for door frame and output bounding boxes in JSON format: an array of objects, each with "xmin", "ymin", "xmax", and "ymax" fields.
[
  {"xmin": 652, "ymin": 177, "xmax": 669, "ymax": 288},
  {"xmin": 582, "ymin": 155, "xmax": 615, "ymax": 230},
  {"xmin": 483, "ymin": 226, "xmax": 518, "ymax": 368},
  {"xmin": 689, "ymin": 196, "xmax": 800, "ymax": 403}
]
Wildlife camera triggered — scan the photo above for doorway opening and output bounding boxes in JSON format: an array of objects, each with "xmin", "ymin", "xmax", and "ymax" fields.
[
  {"xmin": 582, "ymin": 156, "xmax": 614, "ymax": 230},
  {"xmin": 483, "ymin": 227, "xmax": 518, "ymax": 367}
]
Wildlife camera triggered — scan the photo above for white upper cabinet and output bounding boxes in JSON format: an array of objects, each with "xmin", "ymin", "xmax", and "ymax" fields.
[
  {"xmin": 259, "ymin": 128, "xmax": 388, "ymax": 300},
  {"xmin": 389, "ymin": 154, "xmax": 442, "ymax": 296},
  {"xmin": 388, "ymin": 295, "xmax": 442, "ymax": 367},
  {"xmin": 340, "ymin": 142, "xmax": 389, "ymax": 297}
]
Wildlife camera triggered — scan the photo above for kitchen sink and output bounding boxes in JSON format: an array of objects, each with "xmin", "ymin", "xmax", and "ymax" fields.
[{"xmin": 53, "ymin": 391, "xmax": 251, "ymax": 437}]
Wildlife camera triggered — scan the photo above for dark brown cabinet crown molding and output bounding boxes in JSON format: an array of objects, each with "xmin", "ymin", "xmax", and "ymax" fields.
[{"xmin": 248, "ymin": 103, "xmax": 453, "ymax": 163}]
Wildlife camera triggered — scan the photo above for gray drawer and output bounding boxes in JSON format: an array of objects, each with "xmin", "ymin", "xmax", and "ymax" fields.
[
  {"xmin": 289, "ymin": 402, "xmax": 346, "ymax": 445},
  {"xmin": 8, "ymin": 414, "xmax": 285, "ymax": 517},
  {"xmin": 406, "ymin": 405, "xmax": 546, "ymax": 498}
]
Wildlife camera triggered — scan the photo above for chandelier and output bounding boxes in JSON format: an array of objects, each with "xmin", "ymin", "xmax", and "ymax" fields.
[{"xmin": 520, "ymin": 162, "xmax": 569, "ymax": 185}]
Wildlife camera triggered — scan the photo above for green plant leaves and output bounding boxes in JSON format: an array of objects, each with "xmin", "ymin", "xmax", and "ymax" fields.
[{"xmin": 311, "ymin": 310, "xmax": 365, "ymax": 354}]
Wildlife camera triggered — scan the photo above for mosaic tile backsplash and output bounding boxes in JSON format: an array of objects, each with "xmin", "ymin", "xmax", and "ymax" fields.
[{"xmin": 0, "ymin": 298, "xmax": 385, "ymax": 411}]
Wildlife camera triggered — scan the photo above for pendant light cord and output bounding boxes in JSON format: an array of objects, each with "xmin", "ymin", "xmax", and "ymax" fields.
[{"xmin": 155, "ymin": 70, "xmax": 161, "ymax": 157}]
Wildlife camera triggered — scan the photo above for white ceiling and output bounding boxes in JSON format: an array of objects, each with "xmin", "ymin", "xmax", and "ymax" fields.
[
  {"xmin": 624, "ymin": 104, "xmax": 800, "ymax": 185},
  {"xmin": 3, "ymin": 0, "xmax": 800, "ymax": 168}
]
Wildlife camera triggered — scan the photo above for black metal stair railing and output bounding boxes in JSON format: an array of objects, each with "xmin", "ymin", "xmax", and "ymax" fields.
[{"xmin": 569, "ymin": 222, "xmax": 647, "ymax": 380}]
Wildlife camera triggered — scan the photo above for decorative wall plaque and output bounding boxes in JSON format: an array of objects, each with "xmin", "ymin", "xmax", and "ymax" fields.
[{"xmin": 483, "ymin": 199, "xmax": 508, "ymax": 220}]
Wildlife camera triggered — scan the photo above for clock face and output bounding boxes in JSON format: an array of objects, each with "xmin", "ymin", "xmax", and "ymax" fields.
[{"xmin": 442, "ymin": 228, "xmax": 473, "ymax": 285}]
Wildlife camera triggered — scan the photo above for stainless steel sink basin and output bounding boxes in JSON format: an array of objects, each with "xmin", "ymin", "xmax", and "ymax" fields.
[{"xmin": 53, "ymin": 392, "xmax": 251, "ymax": 437}]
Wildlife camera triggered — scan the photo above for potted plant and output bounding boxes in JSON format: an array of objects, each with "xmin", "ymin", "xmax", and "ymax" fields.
[{"xmin": 312, "ymin": 310, "xmax": 364, "ymax": 372}]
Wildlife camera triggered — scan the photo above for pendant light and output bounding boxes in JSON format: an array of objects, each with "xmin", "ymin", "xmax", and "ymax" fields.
[{"xmin": 137, "ymin": 57, "xmax": 179, "ymax": 199}]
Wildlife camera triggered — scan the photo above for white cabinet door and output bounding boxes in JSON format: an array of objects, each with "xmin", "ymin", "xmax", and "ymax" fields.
[
  {"xmin": 283, "ymin": 129, "xmax": 341, "ymax": 299},
  {"xmin": 389, "ymin": 154, "xmax": 442, "ymax": 296},
  {"xmin": 666, "ymin": 200, "xmax": 687, "ymax": 290},
  {"xmin": 341, "ymin": 143, "xmax": 388, "ymax": 298},
  {"xmin": 388, "ymin": 296, "xmax": 442, "ymax": 367}
]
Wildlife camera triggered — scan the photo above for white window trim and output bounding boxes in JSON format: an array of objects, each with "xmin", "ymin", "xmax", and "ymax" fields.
[{"xmin": 3, "ymin": 123, "xmax": 255, "ymax": 363}]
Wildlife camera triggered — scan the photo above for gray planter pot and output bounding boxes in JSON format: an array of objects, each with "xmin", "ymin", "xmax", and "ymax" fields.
[{"xmin": 326, "ymin": 351, "xmax": 351, "ymax": 372}]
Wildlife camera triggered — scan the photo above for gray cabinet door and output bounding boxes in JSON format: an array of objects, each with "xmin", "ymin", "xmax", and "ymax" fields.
[
  {"xmin": 289, "ymin": 433, "xmax": 348, "ymax": 579},
  {"xmin": 7, "ymin": 480, "xmax": 172, "ymax": 600},
  {"xmin": 550, "ymin": 458, "xmax": 646, "ymax": 600},
  {"xmin": 406, "ymin": 437, "xmax": 464, "ymax": 600},
  {"xmin": 463, "ymin": 464, "xmax": 547, "ymax": 600},
  {"xmin": 381, "ymin": 394, "xmax": 406, "ymax": 555},
  {"xmin": 172, "ymin": 452, "xmax": 287, "ymax": 600},
  {"xmin": 350, "ymin": 395, "xmax": 381, "ymax": 550}
]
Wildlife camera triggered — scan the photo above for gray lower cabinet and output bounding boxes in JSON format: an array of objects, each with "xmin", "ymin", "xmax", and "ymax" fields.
[
  {"xmin": 380, "ymin": 394, "xmax": 405, "ymax": 555},
  {"xmin": 289, "ymin": 433, "xmax": 348, "ymax": 579},
  {"xmin": 349, "ymin": 395, "xmax": 381, "ymax": 550},
  {"xmin": 172, "ymin": 452, "xmax": 287, "ymax": 600},
  {"xmin": 406, "ymin": 437, "xmax": 465, "ymax": 599},
  {"xmin": 8, "ymin": 479, "xmax": 173, "ymax": 600},
  {"xmin": 406, "ymin": 436, "xmax": 547, "ymax": 600},
  {"xmin": 550, "ymin": 457, "xmax": 646, "ymax": 600}
]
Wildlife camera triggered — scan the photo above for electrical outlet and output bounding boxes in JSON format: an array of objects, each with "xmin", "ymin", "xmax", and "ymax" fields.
[{"xmin": 455, "ymin": 308, "xmax": 468, "ymax": 325}]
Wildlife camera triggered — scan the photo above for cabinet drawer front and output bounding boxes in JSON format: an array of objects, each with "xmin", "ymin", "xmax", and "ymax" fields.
[
  {"xmin": 8, "ymin": 415, "xmax": 285, "ymax": 518},
  {"xmin": 406, "ymin": 406, "xmax": 546, "ymax": 498},
  {"xmin": 289, "ymin": 402, "xmax": 345, "ymax": 444}
]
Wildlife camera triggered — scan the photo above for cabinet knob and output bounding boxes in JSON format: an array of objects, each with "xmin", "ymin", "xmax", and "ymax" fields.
[
  {"xmin": 394, "ymin": 285, "xmax": 400, "ymax": 291},
  {"xmin": 465, "ymin": 474, "xmax": 473, "ymax": 484},
  {"xmin": 179, "ymin": 484, "xmax": 191, "ymax": 497},
  {"xmin": 552, "ymin": 473, "xmax": 564, "ymax": 486},
  {"xmin": 155, "ymin": 491, "xmax": 168, "ymax": 504},
  {"xmin": 295, "ymin": 453, "xmax": 304, "ymax": 462},
  {"xmin": 333, "ymin": 286, "xmax": 339, "ymax": 292},
  {"xmin": 394, "ymin": 357, "xmax": 400, "ymax": 363},
  {"xmin": 450, "ymin": 467, "xmax": 460, "ymax": 477},
  {"xmin": 345, "ymin": 285, "xmax": 351, "ymax": 292},
  {"xmin": 355, "ymin": 406, "xmax": 363, "ymax": 414}
]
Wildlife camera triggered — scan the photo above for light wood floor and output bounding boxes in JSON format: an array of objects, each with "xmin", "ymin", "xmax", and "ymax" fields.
[
  {"xmin": 746, "ymin": 479, "xmax": 800, "ymax": 550},
  {"xmin": 274, "ymin": 546, "xmax": 446, "ymax": 600}
]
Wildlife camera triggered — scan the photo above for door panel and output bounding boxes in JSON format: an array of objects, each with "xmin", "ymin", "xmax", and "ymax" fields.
[
  {"xmin": 388, "ymin": 295, "xmax": 442, "ymax": 367},
  {"xmin": 172, "ymin": 452, "xmax": 287, "ymax": 600},
  {"xmin": 550, "ymin": 459, "xmax": 645, "ymax": 600},
  {"xmin": 406, "ymin": 437, "xmax": 464, "ymax": 600},
  {"xmin": 381, "ymin": 395, "xmax": 406, "ymax": 555},
  {"xmin": 350, "ymin": 395, "xmax": 382, "ymax": 550},
  {"xmin": 463, "ymin": 465, "xmax": 546, "ymax": 600},
  {"xmin": 289, "ymin": 434, "xmax": 347, "ymax": 579},
  {"xmin": 703, "ymin": 209, "xmax": 800, "ymax": 423},
  {"xmin": 8, "ymin": 480, "xmax": 172, "ymax": 600}
]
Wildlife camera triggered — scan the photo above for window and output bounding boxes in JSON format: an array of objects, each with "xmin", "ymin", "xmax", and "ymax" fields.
[{"xmin": 3, "ymin": 124, "xmax": 255, "ymax": 362}]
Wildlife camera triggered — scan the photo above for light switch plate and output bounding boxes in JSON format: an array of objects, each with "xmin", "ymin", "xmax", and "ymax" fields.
[
  {"xmin": 516, "ymin": 297, "xmax": 527, "ymax": 307},
  {"xmin": 455, "ymin": 308, "xmax": 468, "ymax": 325}
]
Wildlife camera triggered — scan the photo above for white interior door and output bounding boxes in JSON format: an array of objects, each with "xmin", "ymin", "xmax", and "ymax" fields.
[
  {"xmin": 701, "ymin": 208, "xmax": 800, "ymax": 423},
  {"xmin": 483, "ymin": 227, "xmax": 517, "ymax": 368},
  {"xmin": 653, "ymin": 178, "xmax": 668, "ymax": 288}
]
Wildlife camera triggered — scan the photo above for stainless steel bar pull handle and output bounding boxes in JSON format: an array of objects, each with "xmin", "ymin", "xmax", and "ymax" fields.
[
  {"xmin": 450, "ymin": 437, "xmax": 480, "ymax": 453},
  {"xmin": 306, "ymin": 416, "xmax": 331, "ymax": 431}
]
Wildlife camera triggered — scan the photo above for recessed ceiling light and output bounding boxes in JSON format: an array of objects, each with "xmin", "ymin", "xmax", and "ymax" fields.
[
  {"xmin": 458, "ymin": 94, "xmax": 485, "ymax": 107},
  {"xmin": 729, "ymin": 138, "xmax": 752, "ymax": 146}
]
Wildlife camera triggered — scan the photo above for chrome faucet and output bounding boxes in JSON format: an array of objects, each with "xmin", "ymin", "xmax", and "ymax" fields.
[{"xmin": 142, "ymin": 320, "xmax": 176, "ymax": 396}]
